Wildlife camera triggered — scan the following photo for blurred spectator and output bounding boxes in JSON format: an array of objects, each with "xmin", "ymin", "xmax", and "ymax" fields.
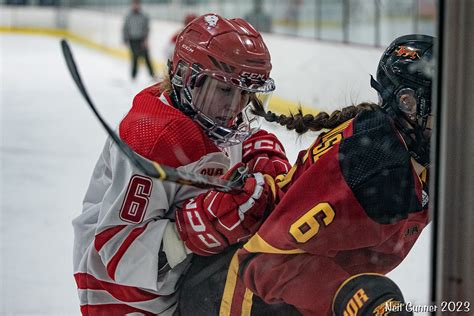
[
  {"xmin": 285, "ymin": 0, "xmax": 303, "ymax": 31},
  {"xmin": 165, "ymin": 13, "xmax": 198, "ymax": 61},
  {"xmin": 39, "ymin": 0, "xmax": 58, "ymax": 5},
  {"xmin": 244, "ymin": 0, "xmax": 272, "ymax": 33},
  {"xmin": 122, "ymin": 0, "xmax": 156, "ymax": 81},
  {"xmin": 6, "ymin": 0, "xmax": 28, "ymax": 4}
]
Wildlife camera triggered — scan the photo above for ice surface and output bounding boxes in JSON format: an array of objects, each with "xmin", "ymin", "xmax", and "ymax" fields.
[{"xmin": 0, "ymin": 34, "xmax": 430, "ymax": 315}]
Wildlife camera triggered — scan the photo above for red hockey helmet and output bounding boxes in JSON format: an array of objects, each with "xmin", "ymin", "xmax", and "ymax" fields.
[{"xmin": 170, "ymin": 13, "xmax": 275, "ymax": 146}]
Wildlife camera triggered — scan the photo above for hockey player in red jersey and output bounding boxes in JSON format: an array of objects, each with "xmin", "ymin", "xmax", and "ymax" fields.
[
  {"xmin": 72, "ymin": 13, "xmax": 290, "ymax": 315},
  {"xmin": 178, "ymin": 34, "xmax": 434, "ymax": 316}
]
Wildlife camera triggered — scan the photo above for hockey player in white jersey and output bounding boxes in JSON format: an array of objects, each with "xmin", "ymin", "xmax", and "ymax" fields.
[{"xmin": 72, "ymin": 13, "xmax": 291, "ymax": 315}]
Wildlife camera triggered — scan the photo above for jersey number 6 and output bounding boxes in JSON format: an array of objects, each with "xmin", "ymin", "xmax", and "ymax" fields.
[
  {"xmin": 289, "ymin": 202, "xmax": 335, "ymax": 243},
  {"xmin": 120, "ymin": 175, "xmax": 153, "ymax": 223}
]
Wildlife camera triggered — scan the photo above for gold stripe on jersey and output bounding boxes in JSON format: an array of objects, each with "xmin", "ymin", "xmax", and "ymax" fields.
[
  {"xmin": 241, "ymin": 288, "xmax": 254, "ymax": 316},
  {"xmin": 322, "ymin": 119, "xmax": 352, "ymax": 142},
  {"xmin": 152, "ymin": 161, "xmax": 167, "ymax": 180},
  {"xmin": 276, "ymin": 164, "xmax": 298, "ymax": 189},
  {"xmin": 220, "ymin": 253, "xmax": 240, "ymax": 316},
  {"xmin": 263, "ymin": 174, "xmax": 277, "ymax": 199},
  {"xmin": 420, "ymin": 168, "xmax": 428, "ymax": 184},
  {"xmin": 302, "ymin": 119, "xmax": 353, "ymax": 163},
  {"xmin": 243, "ymin": 233, "xmax": 305, "ymax": 254}
]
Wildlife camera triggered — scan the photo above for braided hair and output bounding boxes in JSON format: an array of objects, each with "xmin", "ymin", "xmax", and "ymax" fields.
[{"xmin": 251, "ymin": 96, "xmax": 379, "ymax": 134}]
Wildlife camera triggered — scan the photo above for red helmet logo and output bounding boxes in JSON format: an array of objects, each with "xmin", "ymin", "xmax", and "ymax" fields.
[
  {"xmin": 395, "ymin": 46, "xmax": 420, "ymax": 59},
  {"xmin": 203, "ymin": 14, "xmax": 219, "ymax": 28}
]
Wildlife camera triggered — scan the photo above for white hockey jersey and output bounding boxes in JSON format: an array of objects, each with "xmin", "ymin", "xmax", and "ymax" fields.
[{"xmin": 72, "ymin": 85, "xmax": 235, "ymax": 315}]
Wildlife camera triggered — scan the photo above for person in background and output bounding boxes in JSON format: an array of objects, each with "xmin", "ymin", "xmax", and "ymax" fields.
[
  {"xmin": 178, "ymin": 34, "xmax": 433, "ymax": 316},
  {"xmin": 122, "ymin": 0, "xmax": 156, "ymax": 81},
  {"xmin": 244, "ymin": 0, "xmax": 272, "ymax": 33},
  {"xmin": 285, "ymin": 0, "xmax": 303, "ymax": 34},
  {"xmin": 165, "ymin": 13, "xmax": 198, "ymax": 61},
  {"xmin": 73, "ymin": 13, "xmax": 290, "ymax": 315}
]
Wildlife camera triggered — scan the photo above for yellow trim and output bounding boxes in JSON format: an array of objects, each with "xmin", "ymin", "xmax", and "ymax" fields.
[
  {"xmin": 241, "ymin": 288, "xmax": 254, "ymax": 316},
  {"xmin": 331, "ymin": 272, "xmax": 385, "ymax": 313},
  {"xmin": 151, "ymin": 162, "xmax": 167, "ymax": 180},
  {"xmin": 276, "ymin": 164, "xmax": 297, "ymax": 189},
  {"xmin": 420, "ymin": 168, "xmax": 427, "ymax": 183},
  {"xmin": 302, "ymin": 118, "xmax": 352, "ymax": 163},
  {"xmin": 219, "ymin": 253, "xmax": 240, "ymax": 316},
  {"xmin": 243, "ymin": 233, "xmax": 305, "ymax": 254},
  {"xmin": 321, "ymin": 119, "xmax": 352, "ymax": 142},
  {"xmin": 263, "ymin": 174, "xmax": 277, "ymax": 199},
  {"xmin": 0, "ymin": 26, "xmax": 318, "ymax": 115},
  {"xmin": 0, "ymin": 26, "xmax": 166, "ymax": 80}
]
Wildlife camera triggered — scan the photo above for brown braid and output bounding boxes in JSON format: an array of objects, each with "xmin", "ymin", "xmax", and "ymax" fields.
[
  {"xmin": 157, "ymin": 74, "xmax": 172, "ymax": 93},
  {"xmin": 251, "ymin": 96, "xmax": 379, "ymax": 134}
]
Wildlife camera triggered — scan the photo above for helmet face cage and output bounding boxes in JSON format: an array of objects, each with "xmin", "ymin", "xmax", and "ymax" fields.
[
  {"xmin": 394, "ymin": 85, "xmax": 431, "ymax": 129},
  {"xmin": 371, "ymin": 34, "xmax": 434, "ymax": 166},
  {"xmin": 175, "ymin": 61, "xmax": 275, "ymax": 147}
]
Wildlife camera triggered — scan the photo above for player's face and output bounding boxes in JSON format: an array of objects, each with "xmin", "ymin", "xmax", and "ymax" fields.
[
  {"xmin": 397, "ymin": 88, "xmax": 433, "ymax": 139},
  {"xmin": 397, "ymin": 88, "xmax": 418, "ymax": 122},
  {"xmin": 192, "ymin": 77, "xmax": 251, "ymax": 127}
]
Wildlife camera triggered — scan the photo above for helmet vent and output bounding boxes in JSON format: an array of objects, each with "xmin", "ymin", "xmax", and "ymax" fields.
[
  {"xmin": 246, "ymin": 59, "xmax": 266, "ymax": 65},
  {"xmin": 207, "ymin": 55, "xmax": 222, "ymax": 70},
  {"xmin": 207, "ymin": 55, "xmax": 235, "ymax": 73}
]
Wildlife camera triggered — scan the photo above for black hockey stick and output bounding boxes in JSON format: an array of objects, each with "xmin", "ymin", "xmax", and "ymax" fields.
[{"xmin": 60, "ymin": 39, "xmax": 242, "ymax": 193}]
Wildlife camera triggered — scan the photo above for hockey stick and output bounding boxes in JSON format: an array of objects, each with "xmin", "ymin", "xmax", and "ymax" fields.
[{"xmin": 60, "ymin": 39, "xmax": 242, "ymax": 193}]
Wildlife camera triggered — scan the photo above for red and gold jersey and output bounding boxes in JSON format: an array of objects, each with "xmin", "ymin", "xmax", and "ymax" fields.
[{"xmin": 229, "ymin": 110, "xmax": 429, "ymax": 315}]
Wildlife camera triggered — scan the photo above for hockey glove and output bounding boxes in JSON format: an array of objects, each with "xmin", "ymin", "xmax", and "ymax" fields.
[
  {"xmin": 242, "ymin": 130, "xmax": 291, "ymax": 178},
  {"xmin": 175, "ymin": 163, "xmax": 276, "ymax": 256}
]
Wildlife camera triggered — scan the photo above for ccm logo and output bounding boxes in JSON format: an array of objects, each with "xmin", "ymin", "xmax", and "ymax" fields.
[
  {"xmin": 181, "ymin": 43, "xmax": 194, "ymax": 53},
  {"xmin": 243, "ymin": 139, "xmax": 283, "ymax": 157},
  {"xmin": 184, "ymin": 199, "xmax": 221, "ymax": 248},
  {"xmin": 241, "ymin": 71, "xmax": 266, "ymax": 81}
]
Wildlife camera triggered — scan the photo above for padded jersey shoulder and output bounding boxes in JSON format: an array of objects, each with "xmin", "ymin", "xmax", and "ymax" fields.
[
  {"xmin": 119, "ymin": 84, "xmax": 220, "ymax": 168},
  {"xmin": 339, "ymin": 110, "xmax": 422, "ymax": 224}
]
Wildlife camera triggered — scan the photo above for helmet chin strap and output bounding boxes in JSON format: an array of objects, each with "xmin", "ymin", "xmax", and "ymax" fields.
[{"xmin": 370, "ymin": 75, "xmax": 392, "ymax": 103}]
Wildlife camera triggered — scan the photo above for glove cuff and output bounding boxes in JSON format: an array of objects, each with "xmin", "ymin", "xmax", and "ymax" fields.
[{"xmin": 163, "ymin": 222, "xmax": 190, "ymax": 268}]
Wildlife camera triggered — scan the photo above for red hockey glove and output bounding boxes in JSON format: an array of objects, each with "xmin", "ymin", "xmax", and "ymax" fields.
[
  {"xmin": 175, "ymin": 163, "xmax": 276, "ymax": 256},
  {"xmin": 242, "ymin": 130, "xmax": 291, "ymax": 178}
]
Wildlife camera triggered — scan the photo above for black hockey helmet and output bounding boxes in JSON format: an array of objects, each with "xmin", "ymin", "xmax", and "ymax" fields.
[{"xmin": 371, "ymin": 34, "xmax": 434, "ymax": 166}]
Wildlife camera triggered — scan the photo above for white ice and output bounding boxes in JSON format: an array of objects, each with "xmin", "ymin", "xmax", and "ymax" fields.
[{"xmin": 0, "ymin": 34, "xmax": 430, "ymax": 315}]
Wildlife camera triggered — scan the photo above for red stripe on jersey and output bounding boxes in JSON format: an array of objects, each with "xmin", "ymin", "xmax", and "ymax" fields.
[
  {"xmin": 106, "ymin": 223, "xmax": 149, "ymax": 281},
  {"xmin": 74, "ymin": 273, "xmax": 160, "ymax": 302},
  {"xmin": 80, "ymin": 303, "xmax": 156, "ymax": 316},
  {"xmin": 94, "ymin": 225, "xmax": 126, "ymax": 252},
  {"xmin": 230, "ymin": 277, "xmax": 248, "ymax": 315}
]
